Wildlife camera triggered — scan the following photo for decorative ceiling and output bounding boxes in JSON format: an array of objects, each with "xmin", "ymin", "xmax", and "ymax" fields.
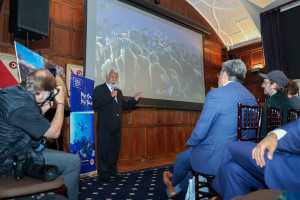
[{"xmin": 186, "ymin": 0, "xmax": 293, "ymax": 49}]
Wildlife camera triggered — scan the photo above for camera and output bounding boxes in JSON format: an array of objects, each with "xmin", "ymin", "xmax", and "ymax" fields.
[
  {"xmin": 13, "ymin": 151, "xmax": 59, "ymax": 182},
  {"xmin": 46, "ymin": 88, "xmax": 60, "ymax": 104}
]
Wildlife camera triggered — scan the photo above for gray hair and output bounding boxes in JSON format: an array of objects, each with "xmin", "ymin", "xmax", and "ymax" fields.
[
  {"xmin": 221, "ymin": 59, "xmax": 247, "ymax": 83},
  {"xmin": 106, "ymin": 67, "xmax": 119, "ymax": 76},
  {"xmin": 20, "ymin": 69, "xmax": 57, "ymax": 95}
]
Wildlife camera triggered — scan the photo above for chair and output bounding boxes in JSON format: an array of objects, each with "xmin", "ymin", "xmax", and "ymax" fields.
[
  {"xmin": 237, "ymin": 103, "xmax": 263, "ymax": 143},
  {"xmin": 192, "ymin": 171, "xmax": 218, "ymax": 200},
  {"xmin": 287, "ymin": 108, "xmax": 300, "ymax": 122},
  {"xmin": 267, "ymin": 105, "xmax": 284, "ymax": 133},
  {"xmin": 0, "ymin": 176, "xmax": 67, "ymax": 199}
]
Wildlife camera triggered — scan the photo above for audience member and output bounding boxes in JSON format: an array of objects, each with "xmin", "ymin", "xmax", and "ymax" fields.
[
  {"xmin": 163, "ymin": 59, "xmax": 257, "ymax": 198},
  {"xmin": 285, "ymin": 79, "xmax": 300, "ymax": 109},
  {"xmin": 0, "ymin": 69, "xmax": 81, "ymax": 200},
  {"xmin": 212, "ymin": 118, "xmax": 300, "ymax": 200},
  {"xmin": 92, "ymin": 68, "xmax": 142, "ymax": 181},
  {"xmin": 259, "ymin": 70, "xmax": 295, "ymax": 138}
]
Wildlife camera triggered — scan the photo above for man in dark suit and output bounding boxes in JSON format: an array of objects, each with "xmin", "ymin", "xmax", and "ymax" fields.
[
  {"xmin": 93, "ymin": 68, "xmax": 142, "ymax": 181},
  {"xmin": 212, "ymin": 118, "xmax": 300, "ymax": 200},
  {"xmin": 163, "ymin": 59, "xmax": 257, "ymax": 198}
]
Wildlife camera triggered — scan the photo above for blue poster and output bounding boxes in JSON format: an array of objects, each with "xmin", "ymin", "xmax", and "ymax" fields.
[
  {"xmin": 70, "ymin": 73, "xmax": 94, "ymax": 112},
  {"xmin": 70, "ymin": 74, "xmax": 96, "ymax": 175},
  {"xmin": 70, "ymin": 112, "xmax": 95, "ymax": 174}
]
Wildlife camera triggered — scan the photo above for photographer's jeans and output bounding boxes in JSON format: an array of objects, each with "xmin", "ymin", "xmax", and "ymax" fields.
[{"xmin": 42, "ymin": 148, "xmax": 81, "ymax": 200}]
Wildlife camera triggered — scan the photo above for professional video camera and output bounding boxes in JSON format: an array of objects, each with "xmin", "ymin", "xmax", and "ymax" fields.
[{"xmin": 13, "ymin": 151, "xmax": 59, "ymax": 181}]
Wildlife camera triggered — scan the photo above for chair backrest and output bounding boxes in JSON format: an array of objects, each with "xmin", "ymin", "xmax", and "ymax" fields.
[
  {"xmin": 287, "ymin": 108, "xmax": 300, "ymax": 122},
  {"xmin": 237, "ymin": 103, "xmax": 263, "ymax": 143},
  {"xmin": 267, "ymin": 105, "xmax": 284, "ymax": 133}
]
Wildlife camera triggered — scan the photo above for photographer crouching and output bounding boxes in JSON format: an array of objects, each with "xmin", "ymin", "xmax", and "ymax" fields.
[{"xmin": 0, "ymin": 69, "xmax": 81, "ymax": 200}]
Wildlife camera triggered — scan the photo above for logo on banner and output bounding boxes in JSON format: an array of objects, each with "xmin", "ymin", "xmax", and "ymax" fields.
[
  {"xmin": 9, "ymin": 61, "xmax": 18, "ymax": 69},
  {"xmin": 81, "ymin": 91, "xmax": 92, "ymax": 107},
  {"xmin": 73, "ymin": 77, "xmax": 83, "ymax": 89}
]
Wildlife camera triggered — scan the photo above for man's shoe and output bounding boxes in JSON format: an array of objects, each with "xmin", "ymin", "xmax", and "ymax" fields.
[
  {"xmin": 163, "ymin": 171, "xmax": 177, "ymax": 198},
  {"xmin": 100, "ymin": 173, "xmax": 111, "ymax": 182}
]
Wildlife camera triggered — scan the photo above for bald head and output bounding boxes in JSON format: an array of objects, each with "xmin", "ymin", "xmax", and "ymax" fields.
[{"xmin": 21, "ymin": 69, "xmax": 57, "ymax": 95}]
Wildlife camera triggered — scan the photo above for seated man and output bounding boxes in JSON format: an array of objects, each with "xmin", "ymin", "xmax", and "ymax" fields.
[
  {"xmin": 259, "ymin": 70, "xmax": 295, "ymax": 138},
  {"xmin": 0, "ymin": 69, "xmax": 81, "ymax": 200},
  {"xmin": 163, "ymin": 59, "xmax": 257, "ymax": 198},
  {"xmin": 285, "ymin": 79, "xmax": 300, "ymax": 109},
  {"xmin": 212, "ymin": 118, "xmax": 300, "ymax": 200}
]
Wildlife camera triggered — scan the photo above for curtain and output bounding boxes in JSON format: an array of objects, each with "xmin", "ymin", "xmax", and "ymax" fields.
[{"xmin": 260, "ymin": 9, "xmax": 288, "ymax": 74}]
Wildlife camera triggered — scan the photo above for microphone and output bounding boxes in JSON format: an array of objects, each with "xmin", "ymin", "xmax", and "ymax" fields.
[{"xmin": 113, "ymin": 85, "xmax": 118, "ymax": 90}]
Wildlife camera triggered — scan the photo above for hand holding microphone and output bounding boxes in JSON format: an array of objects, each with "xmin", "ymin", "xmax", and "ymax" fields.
[{"xmin": 111, "ymin": 85, "xmax": 118, "ymax": 98}]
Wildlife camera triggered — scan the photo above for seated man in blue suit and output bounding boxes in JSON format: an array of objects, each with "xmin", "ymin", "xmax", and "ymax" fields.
[
  {"xmin": 163, "ymin": 59, "xmax": 257, "ymax": 198},
  {"xmin": 212, "ymin": 118, "xmax": 300, "ymax": 200}
]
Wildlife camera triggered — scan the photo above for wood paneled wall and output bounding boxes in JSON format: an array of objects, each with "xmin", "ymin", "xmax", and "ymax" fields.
[
  {"xmin": 1, "ymin": 0, "xmax": 260, "ymax": 164},
  {"xmin": 229, "ymin": 42, "xmax": 267, "ymax": 101}
]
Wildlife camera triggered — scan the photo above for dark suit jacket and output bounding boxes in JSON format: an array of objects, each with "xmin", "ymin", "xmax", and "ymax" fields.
[{"xmin": 92, "ymin": 83, "xmax": 138, "ymax": 132}]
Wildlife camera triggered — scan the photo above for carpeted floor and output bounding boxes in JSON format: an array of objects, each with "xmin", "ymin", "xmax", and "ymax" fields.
[{"xmin": 79, "ymin": 164, "xmax": 186, "ymax": 200}]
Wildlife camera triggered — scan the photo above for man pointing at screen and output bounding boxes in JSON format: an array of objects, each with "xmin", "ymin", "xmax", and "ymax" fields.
[{"xmin": 93, "ymin": 67, "xmax": 142, "ymax": 181}]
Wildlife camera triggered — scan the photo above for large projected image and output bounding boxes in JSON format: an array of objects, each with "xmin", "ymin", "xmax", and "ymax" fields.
[{"xmin": 85, "ymin": 0, "xmax": 205, "ymax": 106}]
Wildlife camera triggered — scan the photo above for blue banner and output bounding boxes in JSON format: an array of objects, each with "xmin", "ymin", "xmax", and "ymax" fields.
[
  {"xmin": 70, "ymin": 74, "xmax": 96, "ymax": 175},
  {"xmin": 70, "ymin": 74, "xmax": 94, "ymax": 112}
]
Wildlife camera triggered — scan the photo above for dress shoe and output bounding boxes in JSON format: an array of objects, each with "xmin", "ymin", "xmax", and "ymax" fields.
[
  {"xmin": 163, "ymin": 171, "xmax": 177, "ymax": 198},
  {"xmin": 100, "ymin": 173, "xmax": 111, "ymax": 182}
]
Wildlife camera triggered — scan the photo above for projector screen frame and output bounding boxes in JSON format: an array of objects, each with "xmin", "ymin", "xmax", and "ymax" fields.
[{"xmin": 83, "ymin": 0, "xmax": 210, "ymax": 111}]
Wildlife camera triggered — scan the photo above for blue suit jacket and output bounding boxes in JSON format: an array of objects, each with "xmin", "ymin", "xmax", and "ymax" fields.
[
  {"xmin": 265, "ymin": 118, "xmax": 300, "ymax": 192},
  {"xmin": 187, "ymin": 81, "xmax": 257, "ymax": 175}
]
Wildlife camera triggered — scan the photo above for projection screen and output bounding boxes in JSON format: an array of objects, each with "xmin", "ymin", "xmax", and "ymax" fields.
[{"xmin": 84, "ymin": 0, "xmax": 209, "ymax": 110}]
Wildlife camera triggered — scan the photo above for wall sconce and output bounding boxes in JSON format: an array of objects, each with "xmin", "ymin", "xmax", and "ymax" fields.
[{"xmin": 251, "ymin": 64, "xmax": 264, "ymax": 72}]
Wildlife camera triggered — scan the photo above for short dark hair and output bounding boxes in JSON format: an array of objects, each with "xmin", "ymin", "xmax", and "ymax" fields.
[
  {"xmin": 285, "ymin": 79, "xmax": 299, "ymax": 95},
  {"xmin": 20, "ymin": 69, "xmax": 57, "ymax": 95}
]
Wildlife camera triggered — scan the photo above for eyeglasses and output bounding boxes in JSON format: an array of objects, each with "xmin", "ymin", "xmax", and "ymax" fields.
[
  {"xmin": 262, "ymin": 81, "xmax": 271, "ymax": 86},
  {"xmin": 217, "ymin": 71, "xmax": 223, "ymax": 78}
]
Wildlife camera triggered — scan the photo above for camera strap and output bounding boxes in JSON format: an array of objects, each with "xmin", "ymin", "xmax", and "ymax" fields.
[{"xmin": 35, "ymin": 138, "xmax": 46, "ymax": 151}]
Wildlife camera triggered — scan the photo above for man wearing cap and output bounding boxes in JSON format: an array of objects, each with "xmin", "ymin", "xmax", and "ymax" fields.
[{"xmin": 259, "ymin": 70, "xmax": 295, "ymax": 138}]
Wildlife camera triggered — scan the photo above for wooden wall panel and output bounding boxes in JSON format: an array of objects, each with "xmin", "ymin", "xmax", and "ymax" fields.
[
  {"xmin": 72, "ymin": 7, "xmax": 84, "ymax": 30},
  {"xmin": 145, "ymin": 127, "xmax": 155, "ymax": 158},
  {"xmin": 165, "ymin": 127, "xmax": 176, "ymax": 154},
  {"xmin": 51, "ymin": 26, "xmax": 71, "ymax": 55},
  {"xmin": 131, "ymin": 127, "xmax": 144, "ymax": 159},
  {"xmin": 52, "ymin": 2, "xmax": 73, "ymax": 27},
  {"xmin": 71, "ymin": 31, "xmax": 84, "ymax": 58},
  {"xmin": 119, "ymin": 128, "xmax": 131, "ymax": 160},
  {"xmin": 155, "ymin": 127, "xmax": 166, "ymax": 156},
  {"xmin": 0, "ymin": 0, "xmax": 230, "ymax": 165},
  {"xmin": 229, "ymin": 42, "xmax": 267, "ymax": 101}
]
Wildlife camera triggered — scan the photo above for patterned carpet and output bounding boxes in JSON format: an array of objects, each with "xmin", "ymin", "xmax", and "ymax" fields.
[{"xmin": 79, "ymin": 164, "xmax": 186, "ymax": 200}]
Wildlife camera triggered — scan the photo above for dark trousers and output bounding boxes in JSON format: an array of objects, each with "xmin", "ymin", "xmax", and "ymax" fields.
[{"xmin": 97, "ymin": 120, "xmax": 121, "ymax": 177}]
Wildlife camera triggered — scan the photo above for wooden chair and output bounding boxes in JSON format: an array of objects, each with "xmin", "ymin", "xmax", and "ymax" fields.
[
  {"xmin": 287, "ymin": 108, "xmax": 300, "ymax": 122},
  {"xmin": 0, "ymin": 176, "xmax": 67, "ymax": 199},
  {"xmin": 238, "ymin": 103, "xmax": 263, "ymax": 143},
  {"xmin": 267, "ymin": 105, "xmax": 284, "ymax": 132},
  {"xmin": 193, "ymin": 171, "xmax": 218, "ymax": 200}
]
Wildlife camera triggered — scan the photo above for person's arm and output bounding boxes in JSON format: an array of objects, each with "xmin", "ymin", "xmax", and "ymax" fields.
[
  {"xmin": 185, "ymin": 89, "xmax": 220, "ymax": 146},
  {"xmin": 252, "ymin": 118, "xmax": 300, "ymax": 167},
  {"xmin": 43, "ymin": 86, "xmax": 64, "ymax": 139}
]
